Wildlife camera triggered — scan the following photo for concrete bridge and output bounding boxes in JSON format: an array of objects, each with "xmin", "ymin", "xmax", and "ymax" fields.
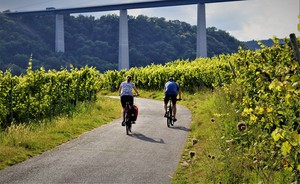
[{"xmin": 5, "ymin": 0, "xmax": 244, "ymax": 71}]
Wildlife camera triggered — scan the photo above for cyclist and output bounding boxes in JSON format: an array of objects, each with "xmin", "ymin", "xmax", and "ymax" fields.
[
  {"xmin": 119, "ymin": 75, "xmax": 139, "ymax": 126},
  {"xmin": 164, "ymin": 77, "xmax": 182, "ymax": 122}
]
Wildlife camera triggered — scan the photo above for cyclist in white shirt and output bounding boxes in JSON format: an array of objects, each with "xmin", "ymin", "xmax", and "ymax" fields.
[{"xmin": 118, "ymin": 75, "xmax": 139, "ymax": 126}]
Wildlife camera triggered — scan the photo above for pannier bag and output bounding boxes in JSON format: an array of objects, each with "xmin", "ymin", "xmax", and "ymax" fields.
[{"xmin": 130, "ymin": 105, "xmax": 138, "ymax": 121}]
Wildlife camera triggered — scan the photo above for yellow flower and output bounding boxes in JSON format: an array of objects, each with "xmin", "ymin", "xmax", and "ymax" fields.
[
  {"xmin": 266, "ymin": 107, "xmax": 273, "ymax": 113},
  {"xmin": 250, "ymin": 114, "xmax": 257, "ymax": 122},
  {"xmin": 242, "ymin": 108, "xmax": 253, "ymax": 116},
  {"xmin": 255, "ymin": 106, "xmax": 264, "ymax": 115}
]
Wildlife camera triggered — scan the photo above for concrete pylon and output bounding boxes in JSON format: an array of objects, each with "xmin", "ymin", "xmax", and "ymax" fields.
[
  {"xmin": 55, "ymin": 14, "xmax": 65, "ymax": 52},
  {"xmin": 118, "ymin": 9, "xmax": 129, "ymax": 71},
  {"xmin": 197, "ymin": 3, "xmax": 207, "ymax": 58}
]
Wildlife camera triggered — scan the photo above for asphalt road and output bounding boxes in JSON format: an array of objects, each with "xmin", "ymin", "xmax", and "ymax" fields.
[{"xmin": 0, "ymin": 97, "xmax": 192, "ymax": 184}]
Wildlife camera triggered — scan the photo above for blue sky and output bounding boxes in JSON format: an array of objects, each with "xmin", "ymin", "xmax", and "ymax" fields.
[{"xmin": 0, "ymin": 0, "xmax": 298, "ymax": 41}]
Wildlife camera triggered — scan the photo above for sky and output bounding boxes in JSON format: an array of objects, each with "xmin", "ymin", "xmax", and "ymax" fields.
[{"xmin": 0, "ymin": 0, "xmax": 299, "ymax": 41}]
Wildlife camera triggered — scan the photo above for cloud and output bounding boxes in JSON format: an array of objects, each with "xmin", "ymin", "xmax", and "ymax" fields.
[{"xmin": 207, "ymin": 0, "xmax": 299, "ymax": 41}]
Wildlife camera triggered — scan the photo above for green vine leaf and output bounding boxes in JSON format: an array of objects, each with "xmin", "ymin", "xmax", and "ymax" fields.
[
  {"xmin": 281, "ymin": 141, "xmax": 291, "ymax": 156},
  {"xmin": 271, "ymin": 129, "xmax": 282, "ymax": 142}
]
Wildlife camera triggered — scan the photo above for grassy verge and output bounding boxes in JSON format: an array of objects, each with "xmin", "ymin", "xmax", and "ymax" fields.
[
  {"xmin": 140, "ymin": 89, "xmax": 243, "ymax": 183},
  {"xmin": 171, "ymin": 89, "xmax": 229, "ymax": 183},
  {"xmin": 0, "ymin": 94, "xmax": 120, "ymax": 170},
  {"xmin": 139, "ymin": 89, "xmax": 290, "ymax": 183}
]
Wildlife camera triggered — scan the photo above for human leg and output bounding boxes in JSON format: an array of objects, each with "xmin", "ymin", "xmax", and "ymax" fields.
[
  {"xmin": 122, "ymin": 107, "xmax": 126, "ymax": 126},
  {"xmin": 120, "ymin": 96, "xmax": 127, "ymax": 126},
  {"xmin": 171, "ymin": 95, "xmax": 177, "ymax": 121},
  {"xmin": 163, "ymin": 95, "xmax": 169, "ymax": 117},
  {"xmin": 173, "ymin": 105, "xmax": 177, "ymax": 121}
]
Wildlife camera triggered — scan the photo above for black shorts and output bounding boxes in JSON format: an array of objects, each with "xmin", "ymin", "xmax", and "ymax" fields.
[
  {"xmin": 121, "ymin": 95, "xmax": 133, "ymax": 108},
  {"xmin": 164, "ymin": 94, "xmax": 177, "ymax": 105}
]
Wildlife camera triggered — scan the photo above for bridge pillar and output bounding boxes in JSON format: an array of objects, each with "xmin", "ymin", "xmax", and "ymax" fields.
[
  {"xmin": 197, "ymin": 3, "xmax": 207, "ymax": 57},
  {"xmin": 118, "ymin": 9, "xmax": 129, "ymax": 71},
  {"xmin": 55, "ymin": 14, "xmax": 65, "ymax": 53}
]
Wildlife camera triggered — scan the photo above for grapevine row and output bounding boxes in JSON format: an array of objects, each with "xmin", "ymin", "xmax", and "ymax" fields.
[
  {"xmin": 0, "ymin": 57, "xmax": 101, "ymax": 128},
  {"xmin": 223, "ymin": 38, "xmax": 300, "ymax": 182}
]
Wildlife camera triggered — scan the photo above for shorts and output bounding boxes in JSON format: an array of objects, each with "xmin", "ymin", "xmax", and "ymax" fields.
[
  {"xmin": 164, "ymin": 94, "xmax": 177, "ymax": 105},
  {"xmin": 121, "ymin": 95, "xmax": 133, "ymax": 108}
]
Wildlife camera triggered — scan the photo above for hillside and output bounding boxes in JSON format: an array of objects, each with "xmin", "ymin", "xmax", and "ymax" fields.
[
  {"xmin": 244, "ymin": 39, "xmax": 285, "ymax": 50},
  {"xmin": 0, "ymin": 13, "xmax": 246, "ymax": 75}
]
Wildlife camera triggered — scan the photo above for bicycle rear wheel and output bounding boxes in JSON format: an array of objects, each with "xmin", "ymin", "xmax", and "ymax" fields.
[
  {"xmin": 125, "ymin": 111, "xmax": 131, "ymax": 135},
  {"xmin": 167, "ymin": 106, "xmax": 173, "ymax": 127},
  {"xmin": 126, "ymin": 121, "xmax": 131, "ymax": 135}
]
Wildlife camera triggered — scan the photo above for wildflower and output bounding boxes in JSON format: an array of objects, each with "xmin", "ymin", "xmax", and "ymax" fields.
[
  {"xmin": 226, "ymin": 139, "xmax": 233, "ymax": 143},
  {"xmin": 237, "ymin": 121, "xmax": 247, "ymax": 132},
  {"xmin": 189, "ymin": 151, "xmax": 196, "ymax": 158},
  {"xmin": 192, "ymin": 139, "xmax": 198, "ymax": 145}
]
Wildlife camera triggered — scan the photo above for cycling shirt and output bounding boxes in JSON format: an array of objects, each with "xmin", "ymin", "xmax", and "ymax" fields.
[
  {"xmin": 120, "ymin": 82, "xmax": 135, "ymax": 96},
  {"xmin": 164, "ymin": 81, "xmax": 179, "ymax": 95}
]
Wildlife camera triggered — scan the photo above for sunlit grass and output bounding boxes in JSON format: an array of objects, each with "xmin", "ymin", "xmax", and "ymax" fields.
[
  {"xmin": 171, "ymin": 89, "xmax": 244, "ymax": 184},
  {"xmin": 0, "ymin": 94, "xmax": 120, "ymax": 170}
]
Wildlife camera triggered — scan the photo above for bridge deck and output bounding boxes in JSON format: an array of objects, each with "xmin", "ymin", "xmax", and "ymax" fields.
[{"xmin": 5, "ymin": 0, "xmax": 244, "ymax": 16}]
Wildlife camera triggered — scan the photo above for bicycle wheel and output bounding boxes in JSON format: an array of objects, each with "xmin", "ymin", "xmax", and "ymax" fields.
[
  {"xmin": 126, "ymin": 121, "xmax": 131, "ymax": 135},
  {"xmin": 167, "ymin": 106, "xmax": 173, "ymax": 127},
  {"xmin": 125, "ymin": 111, "xmax": 131, "ymax": 135}
]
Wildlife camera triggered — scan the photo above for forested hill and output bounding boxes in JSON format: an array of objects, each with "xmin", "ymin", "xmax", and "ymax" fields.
[{"xmin": 0, "ymin": 13, "xmax": 246, "ymax": 75}]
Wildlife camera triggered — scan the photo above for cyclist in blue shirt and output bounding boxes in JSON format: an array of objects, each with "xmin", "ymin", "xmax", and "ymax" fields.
[{"xmin": 164, "ymin": 77, "xmax": 182, "ymax": 122}]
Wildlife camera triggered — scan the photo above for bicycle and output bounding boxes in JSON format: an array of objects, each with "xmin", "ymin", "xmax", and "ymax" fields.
[
  {"xmin": 165, "ymin": 98, "xmax": 181, "ymax": 127},
  {"xmin": 123, "ymin": 95, "xmax": 138, "ymax": 135}
]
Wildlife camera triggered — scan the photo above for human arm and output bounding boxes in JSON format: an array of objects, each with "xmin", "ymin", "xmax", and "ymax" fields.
[
  {"xmin": 118, "ymin": 84, "xmax": 122, "ymax": 96},
  {"xmin": 176, "ymin": 83, "xmax": 182, "ymax": 100},
  {"xmin": 178, "ymin": 89, "xmax": 182, "ymax": 100},
  {"xmin": 133, "ymin": 85, "xmax": 139, "ymax": 96}
]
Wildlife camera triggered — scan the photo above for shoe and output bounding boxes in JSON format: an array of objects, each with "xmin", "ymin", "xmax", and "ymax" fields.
[
  {"xmin": 164, "ymin": 112, "xmax": 167, "ymax": 117},
  {"xmin": 173, "ymin": 117, "xmax": 177, "ymax": 122},
  {"xmin": 121, "ymin": 120, "xmax": 125, "ymax": 126},
  {"xmin": 132, "ymin": 121, "xmax": 136, "ymax": 124}
]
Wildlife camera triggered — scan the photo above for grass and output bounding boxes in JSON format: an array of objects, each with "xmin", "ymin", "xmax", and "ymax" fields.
[
  {"xmin": 168, "ymin": 88, "xmax": 289, "ymax": 183},
  {"xmin": 0, "ymin": 94, "xmax": 120, "ymax": 170},
  {"xmin": 168, "ymin": 89, "xmax": 244, "ymax": 184}
]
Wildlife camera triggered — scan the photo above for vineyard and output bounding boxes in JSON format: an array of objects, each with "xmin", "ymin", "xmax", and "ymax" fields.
[
  {"xmin": 0, "ymin": 55, "xmax": 101, "ymax": 128},
  {"xmin": 0, "ymin": 36, "xmax": 299, "ymax": 182}
]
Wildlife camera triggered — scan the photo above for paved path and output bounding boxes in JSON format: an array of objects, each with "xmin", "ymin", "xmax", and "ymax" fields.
[{"xmin": 0, "ymin": 97, "xmax": 191, "ymax": 184}]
